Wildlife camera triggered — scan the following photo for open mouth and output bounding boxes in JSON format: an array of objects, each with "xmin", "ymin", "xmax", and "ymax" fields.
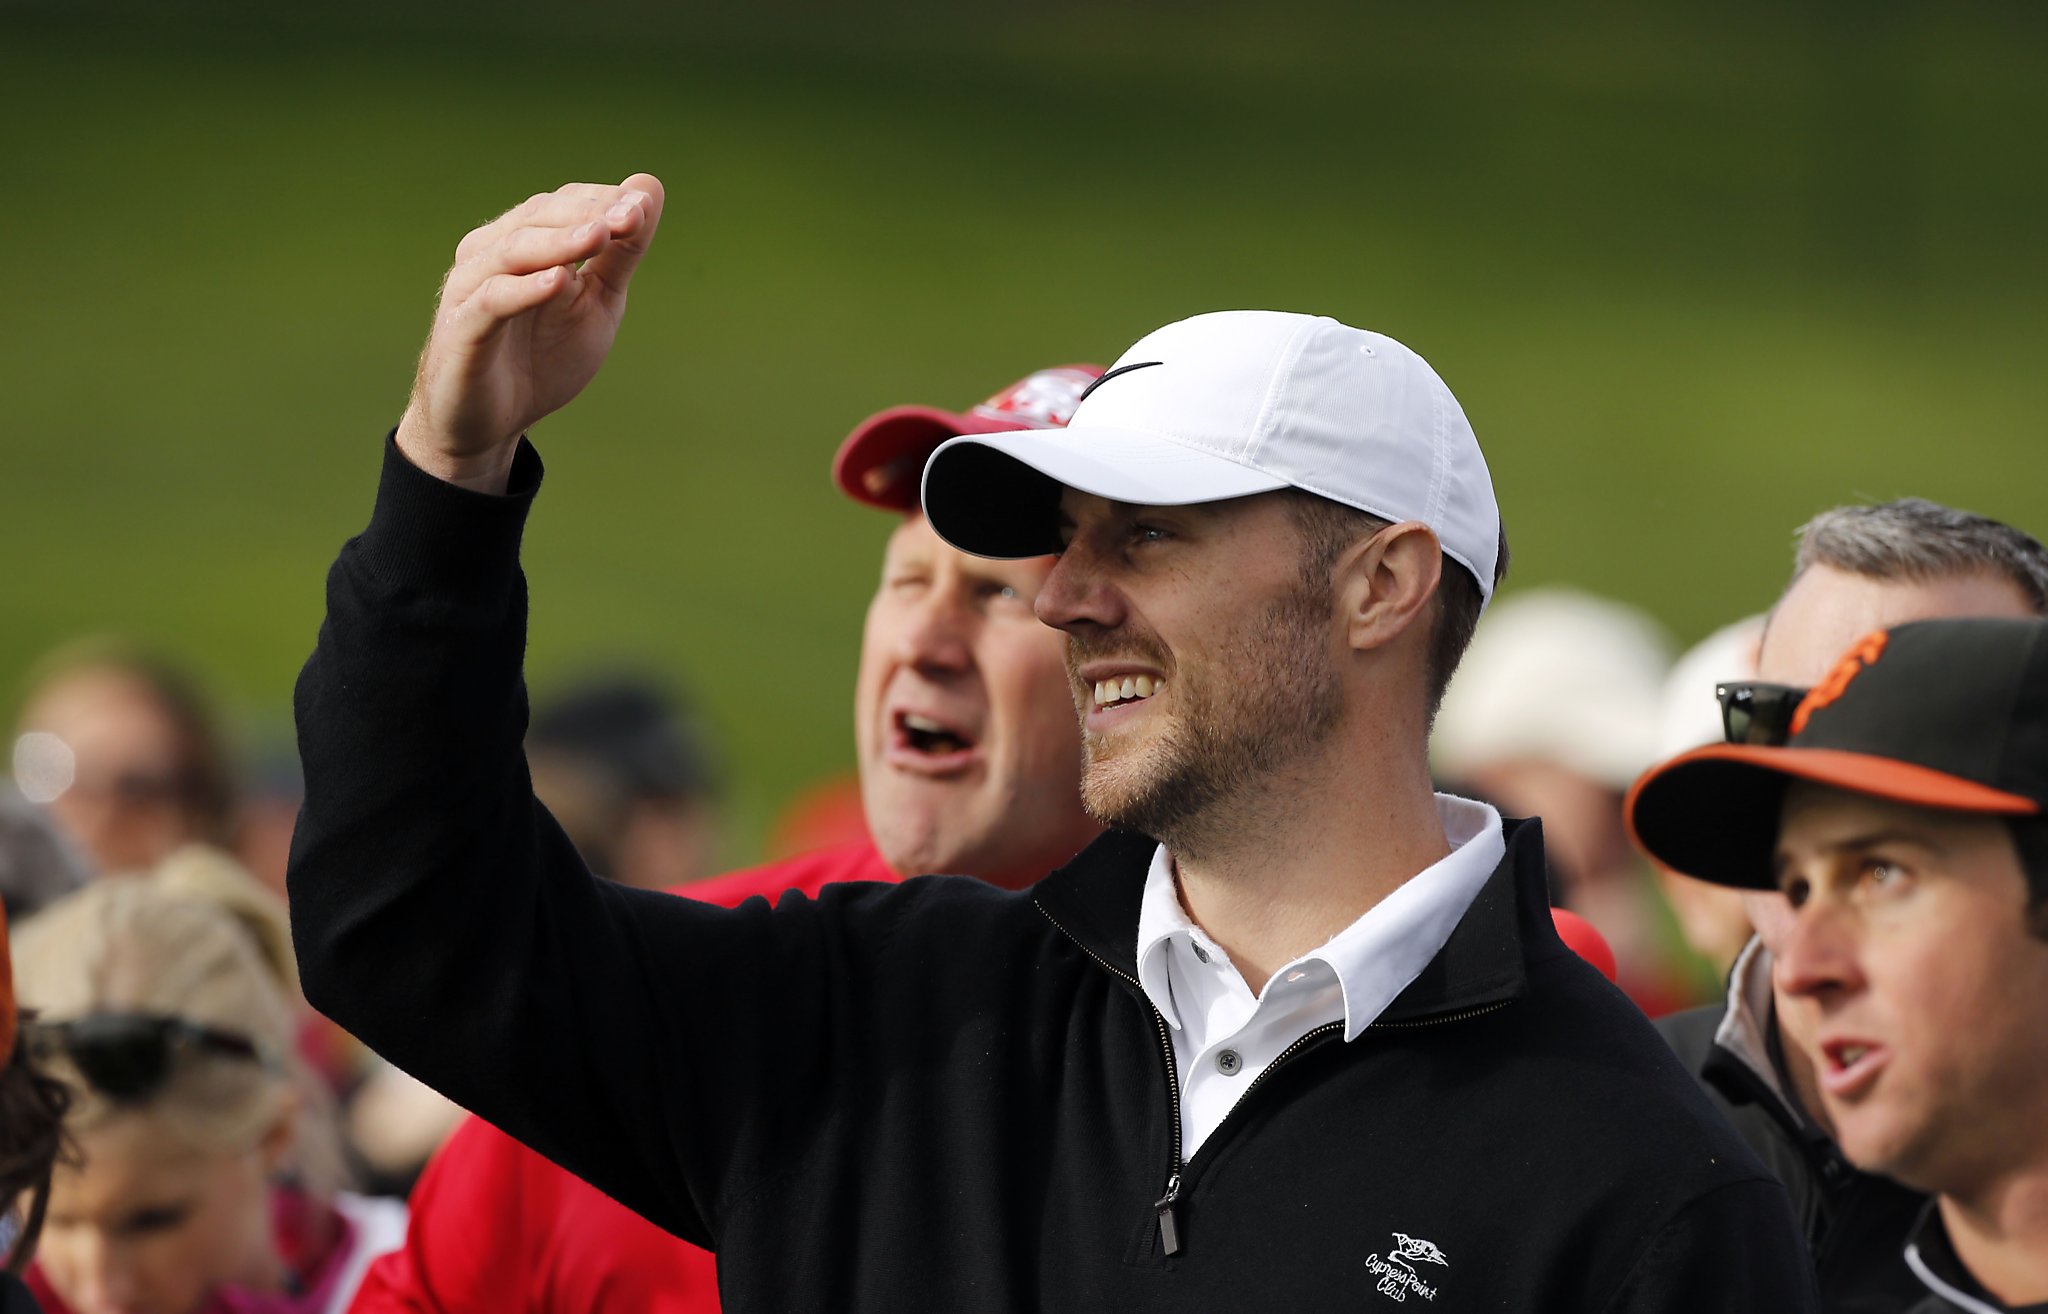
[
  {"xmin": 1091, "ymin": 675, "xmax": 1164, "ymax": 709},
  {"xmin": 894, "ymin": 710, "xmax": 975, "ymax": 758},
  {"xmin": 1819, "ymin": 1039, "xmax": 1886, "ymax": 1096}
]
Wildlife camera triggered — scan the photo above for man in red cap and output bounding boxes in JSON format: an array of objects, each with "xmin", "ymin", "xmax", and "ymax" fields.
[
  {"xmin": 347, "ymin": 367, "xmax": 1106, "ymax": 1314},
  {"xmin": 1631, "ymin": 616, "xmax": 2048, "ymax": 1313}
]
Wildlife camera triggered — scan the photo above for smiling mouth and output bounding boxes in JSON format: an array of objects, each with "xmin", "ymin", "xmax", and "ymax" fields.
[
  {"xmin": 896, "ymin": 711, "xmax": 974, "ymax": 757},
  {"xmin": 1091, "ymin": 676, "xmax": 1164, "ymax": 709}
]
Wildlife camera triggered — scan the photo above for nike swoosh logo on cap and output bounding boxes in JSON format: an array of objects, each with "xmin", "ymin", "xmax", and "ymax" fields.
[{"xmin": 1078, "ymin": 360, "xmax": 1162, "ymax": 404}]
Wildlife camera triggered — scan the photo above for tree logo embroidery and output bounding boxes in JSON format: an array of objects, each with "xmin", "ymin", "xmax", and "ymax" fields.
[{"xmin": 1364, "ymin": 1231, "xmax": 1448, "ymax": 1302}]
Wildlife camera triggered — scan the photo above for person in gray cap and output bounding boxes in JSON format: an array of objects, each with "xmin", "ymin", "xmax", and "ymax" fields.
[
  {"xmin": 1631, "ymin": 617, "xmax": 2048, "ymax": 1313},
  {"xmin": 286, "ymin": 172, "xmax": 1814, "ymax": 1311}
]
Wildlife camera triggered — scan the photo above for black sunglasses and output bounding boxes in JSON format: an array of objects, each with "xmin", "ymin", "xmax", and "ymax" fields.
[
  {"xmin": 1716, "ymin": 681, "xmax": 1810, "ymax": 747},
  {"xmin": 26, "ymin": 1013, "xmax": 272, "ymax": 1104}
]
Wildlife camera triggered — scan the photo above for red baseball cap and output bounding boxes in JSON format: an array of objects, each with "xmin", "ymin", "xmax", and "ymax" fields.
[{"xmin": 832, "ymin": 365, "xmax": 1104, "ymax": 513}]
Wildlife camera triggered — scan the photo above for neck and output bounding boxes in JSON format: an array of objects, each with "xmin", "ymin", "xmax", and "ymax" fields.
[
  {"xmin": 1168, "ymin": 730, "xmax": 1450, "ymax": 994},
  {"xmin": 1939, "ymin": 1163, "xmax": 2048, "ymax": 1306}
]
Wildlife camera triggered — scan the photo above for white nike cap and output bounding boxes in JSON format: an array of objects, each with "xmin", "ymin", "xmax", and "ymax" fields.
[{"xmin": 920, "ymin": 310, "xmax": 1502, "ymax": 602}]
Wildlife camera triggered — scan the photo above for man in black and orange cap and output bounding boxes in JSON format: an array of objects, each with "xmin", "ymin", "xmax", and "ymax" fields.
[{"xmin": 1630, "ymin": 617, "xmax": 2048, "ymax": 1313}]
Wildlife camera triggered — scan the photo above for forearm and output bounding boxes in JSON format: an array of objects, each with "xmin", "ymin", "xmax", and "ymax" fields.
[{"xmin": 287, "ymin": 435, "xmax": 714, "ymax": 1239}]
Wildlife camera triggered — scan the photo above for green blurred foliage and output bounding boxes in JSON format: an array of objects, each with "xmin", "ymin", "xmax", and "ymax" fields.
[{"xmin": 3, "ymin": 0, "xmax": 2045, "ymax": 859}]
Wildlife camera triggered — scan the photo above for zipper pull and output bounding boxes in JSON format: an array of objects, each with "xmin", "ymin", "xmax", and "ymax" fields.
[{"xmin": 1153, "ymin": 1171, "xmax": 1183, "ymax": 1256}]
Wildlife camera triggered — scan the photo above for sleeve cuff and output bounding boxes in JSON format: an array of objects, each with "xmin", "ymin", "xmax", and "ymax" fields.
[{"xmin": 354, "ymin": 431, "xmax": 547, "ymax": 599}]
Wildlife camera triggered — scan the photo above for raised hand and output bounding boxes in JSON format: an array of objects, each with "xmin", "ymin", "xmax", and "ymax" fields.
[{"xmin": 394, "ymin": 174, "xmax": 666, "ymax": 492}]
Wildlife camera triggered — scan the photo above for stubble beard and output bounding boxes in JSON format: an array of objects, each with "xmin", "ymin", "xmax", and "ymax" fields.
[{"xmin": 1074, "ymin": 577, "xmax": 1343, "ymax": 854}]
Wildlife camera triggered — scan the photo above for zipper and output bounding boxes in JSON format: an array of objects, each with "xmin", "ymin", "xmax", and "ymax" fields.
[
  {"xmin": 1035, "ymin": 899, "xmax": 1514, "ymax": 1259},
  {"xmin": 1034, "ymin": 901, "xmax": 1187, "ymax": 1255},
  {"xmin": 1368, "ymin": 1000, "xmax": 1511, "ymax": 1029}
]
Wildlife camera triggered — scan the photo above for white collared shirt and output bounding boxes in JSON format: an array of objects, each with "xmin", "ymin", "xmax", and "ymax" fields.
[{"xmin": 1134, "ymin": 794, "xmax": 1505, "ymax": 1160}]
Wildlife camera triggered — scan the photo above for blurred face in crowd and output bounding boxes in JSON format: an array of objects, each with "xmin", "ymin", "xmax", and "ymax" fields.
[
  {"xmin": 1034, "ymin": 491, "xmax": 1362, "ymax": 843},
  {"xmin": 1750, "ymin": 564, "xmax": 2038, "ymax": 1114},
  {"xmin": 1771, "ymin": 784, "xmax": 2048, "ymax": 1194},
  {"xmin": 16, "ymin": 670, "xmax": 208, "ymax": 876},
  {"xmin": 34, "ymin": 1112, "xmax": 283, "ymax": 1314},
  {"xmin": 854, "ymin": 515, "xmax": 1099, "ymax": 888}
]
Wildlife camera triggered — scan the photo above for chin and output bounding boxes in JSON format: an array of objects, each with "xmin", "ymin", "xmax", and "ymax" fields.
[{"xmin": 1834, "ymin": 1112, "xmax": 1935, "ymax": 1189}]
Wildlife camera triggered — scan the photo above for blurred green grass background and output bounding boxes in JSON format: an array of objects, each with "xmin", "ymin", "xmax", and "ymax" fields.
[{"xmin": 4, "ymin": 1, "xmax": 2045, "ymax": 859}]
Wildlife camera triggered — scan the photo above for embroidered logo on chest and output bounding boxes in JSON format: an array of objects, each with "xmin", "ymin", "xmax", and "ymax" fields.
[{"xmin": 1363, "ymin": 1232, "xmax": 1447, "ymax": 1303}]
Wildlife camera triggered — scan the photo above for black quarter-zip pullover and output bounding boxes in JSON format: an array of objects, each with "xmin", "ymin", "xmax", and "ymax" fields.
[{"xmin": 289, "ymin": 437, "xmax": 1818, "ymax": 1312}]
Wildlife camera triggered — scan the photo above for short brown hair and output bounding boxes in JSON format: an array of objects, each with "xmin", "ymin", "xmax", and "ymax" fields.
[{"xmin": 1279, "ymin": 492, "xmax": 1509, "ymax": 721}]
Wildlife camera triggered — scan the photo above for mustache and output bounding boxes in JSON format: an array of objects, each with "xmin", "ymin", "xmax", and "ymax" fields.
[{"xmin": 1065, "ymin": 631, "xmax": 1171, "ymax": 679}]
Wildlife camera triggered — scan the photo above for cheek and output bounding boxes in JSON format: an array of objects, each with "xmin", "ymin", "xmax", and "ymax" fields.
[
  {"xmin": 852, "ymin": 624, "xmax": 892, "ymax": 757},
  {"xmin": 988, "ymin": 654, "xmax": 1082, "ymax": 766}
]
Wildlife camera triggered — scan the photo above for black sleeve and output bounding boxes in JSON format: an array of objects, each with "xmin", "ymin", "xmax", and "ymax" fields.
[
  {"xmin": 287, "ymin": 436, "xmax": 860, "ymax": 1248},
  {"xmin": 0, "ymin": 1273, "xmax": 43, "ymax": 1314},
  {"xmin": 1599, "ymin": 1178, "xmax": 1820, "ymax": 1314}
]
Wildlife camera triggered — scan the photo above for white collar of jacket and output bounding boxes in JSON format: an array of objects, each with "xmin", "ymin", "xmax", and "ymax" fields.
[
  {"xmin": 1130, "ymin": 794, "xmax": 1505, "ymax": 1042},
  {"xmin": 1714, "ymin": 937, "xmax": 1793, "ymax": 1108},
  {"xmin": 1904, "ymin": 1201, "xmax": 2012, "ymax": 1314},
  {"xmin": 1033, "ymin": 815, "xmax": 1556, "ymax": 1026}
]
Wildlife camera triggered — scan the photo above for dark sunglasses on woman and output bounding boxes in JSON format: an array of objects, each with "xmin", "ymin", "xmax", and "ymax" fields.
[{"xmin": 26, "ymin": 1012, "xmax": 273, "ymax": 1104}]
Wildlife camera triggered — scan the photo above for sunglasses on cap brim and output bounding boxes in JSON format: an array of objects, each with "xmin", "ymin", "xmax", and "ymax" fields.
[
  {"xmin": 26, "ymin": 1012, "xmax": 274, "ymax": 1104},
  {"xmin": 1715, "ymin": 681, "xmax": 1810, "ymax": 747}
]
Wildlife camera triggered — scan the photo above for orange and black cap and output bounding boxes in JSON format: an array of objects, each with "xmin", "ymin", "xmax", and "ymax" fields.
[{"xmin": 1627, "ymin": 617, "xmax": 2048, "ymax": 888}]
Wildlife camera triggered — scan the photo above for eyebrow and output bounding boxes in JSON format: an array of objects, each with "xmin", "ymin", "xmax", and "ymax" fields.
[{"xmin": 1775, "ymin": 828, "xmax": 1947, "ymax": 873}]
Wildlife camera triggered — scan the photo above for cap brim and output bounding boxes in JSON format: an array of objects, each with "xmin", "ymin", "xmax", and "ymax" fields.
[
  {"xmin": 1626, "ymin": 743, "xmax": 2040, "ymax": 889},
  {"xmin": 920, "ymin": 427, "xmax": 1290, "ymax": 559},
  {"xmin": 832, "ymin": 407, "xmax": 969, "ymax": 512}
]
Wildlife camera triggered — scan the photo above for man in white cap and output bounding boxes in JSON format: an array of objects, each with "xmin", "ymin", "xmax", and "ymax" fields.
[{"xmin": 288, "ymin": 174, "xmax": 1814, "ymax": 1311}]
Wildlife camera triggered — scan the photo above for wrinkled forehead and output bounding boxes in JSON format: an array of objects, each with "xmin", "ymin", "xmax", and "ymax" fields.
[{"xmin": 1763, "ymin": 566, "xmax": 2039, "ymax": 684}]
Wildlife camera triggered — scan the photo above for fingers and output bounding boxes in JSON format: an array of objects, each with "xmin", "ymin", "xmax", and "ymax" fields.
[
  {"xmin": 452, "ymin": 180, "xmax": 657, "ymax": 265},
  {"xmin": 442, "ymin": 177, "xmax": 662, "ymax": 309},
  {"xmin": 574, "ymin": 173, "xmax": 665, "ymax": 307},
  {"xmin": 438, "ymin": 266, "xmax": 572, "ymax": 346}
]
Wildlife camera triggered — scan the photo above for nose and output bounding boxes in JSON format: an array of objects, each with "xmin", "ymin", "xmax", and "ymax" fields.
[
  {"xmin": 67, "ymin": 1233, "xmax": 140, "ymax": 1314},
  {"xmin": 895, "ymin": 576, "xmax": 975, "ymax": 675},
  {"xmin": 1034, "ymin": 541, "xmax": 1123, "ymax": 636},
  {"xmin": 1772, "ymin": 901, "xmax": 1865, "ymax": 1004}
]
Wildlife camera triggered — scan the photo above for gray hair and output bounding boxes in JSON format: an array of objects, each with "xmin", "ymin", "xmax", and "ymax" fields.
[{"xmin": 1790, "ymin": 498, "xmax": 2048, "ymax": 614}]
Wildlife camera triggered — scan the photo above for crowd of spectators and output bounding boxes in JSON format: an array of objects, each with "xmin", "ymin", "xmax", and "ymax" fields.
[{"xmin": 0, "ymin": 176, "xmax": 2041, "ymax": 1310}]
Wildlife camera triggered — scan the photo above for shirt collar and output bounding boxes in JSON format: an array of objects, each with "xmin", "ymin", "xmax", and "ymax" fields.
[
  {"xmin": 1134, "ymin": 794, "xmax": 1505, "ymax": 1040},
  {"xmin": 1904, "ymin": 1201, "xmax": 2016, "ymax": 1314}
]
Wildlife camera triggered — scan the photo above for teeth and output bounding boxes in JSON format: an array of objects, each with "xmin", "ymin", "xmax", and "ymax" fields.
[
  {"xmin": 903, "ymin": 714, "xmax": 947, "ymax": 733},
  {"xmin": 1093, "ymin": 676, "xmax": 1165, "ymax": 708},
  {"xmin": 1839, "ymin": 1045, "xmax": 1868, "ymax": 1066}
]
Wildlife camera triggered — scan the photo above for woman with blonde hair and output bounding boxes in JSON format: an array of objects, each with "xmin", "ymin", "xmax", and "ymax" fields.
[{"xmin": 10, "ymin": 860, "xmax": 403, "ymax": 1314}]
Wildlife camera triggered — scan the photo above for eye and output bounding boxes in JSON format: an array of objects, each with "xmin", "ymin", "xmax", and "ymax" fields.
[
  {"xmin": 1779, "ymin": 874, "xmax": 1812, "ymax": 910},
  {"xmin": 1133, "ymin": 523, "xmax": 1173, "ymax": 546},
  {"xmin": 121, "ymin": 1203, "xmax": 193, "ymax": 1236},
  {"xmin": 1860, "ymin": 858, "xmax": 1910, "ymax": 892}
]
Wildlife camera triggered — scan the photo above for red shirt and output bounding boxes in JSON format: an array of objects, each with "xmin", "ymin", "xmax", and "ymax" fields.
[{"xmin": 346, "ymin": 841, "xmax": 899, "ymax": 1314}]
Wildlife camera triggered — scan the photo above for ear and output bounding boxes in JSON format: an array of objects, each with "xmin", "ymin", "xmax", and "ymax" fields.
[{"xmin": 1335, "ymin": 521, "xmax": 1443, "ymax": 655}]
